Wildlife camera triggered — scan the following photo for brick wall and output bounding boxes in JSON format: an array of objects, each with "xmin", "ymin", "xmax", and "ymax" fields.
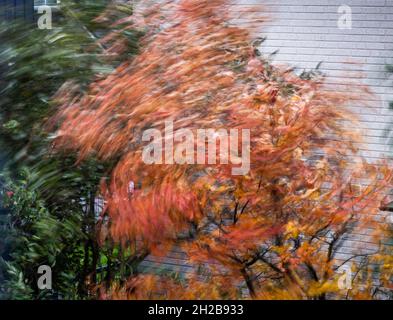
[{"xmin": 235, "ymin": 0, "xmax": 393, "ymax": 161}]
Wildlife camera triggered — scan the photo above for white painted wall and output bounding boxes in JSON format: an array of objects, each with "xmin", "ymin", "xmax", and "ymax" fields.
[{"xmin": 234, "ymin": 0, "xmax": 393, "ymax": 161}]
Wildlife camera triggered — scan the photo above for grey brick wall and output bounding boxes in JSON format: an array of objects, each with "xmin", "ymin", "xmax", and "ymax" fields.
[{"xmin": 235, "ymin": 0, "xmax": 393, "ymax": 161}]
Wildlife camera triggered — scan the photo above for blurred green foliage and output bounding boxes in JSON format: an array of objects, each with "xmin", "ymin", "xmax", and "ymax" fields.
[
  {"xmin": 0, "ymin": 0, "xmax": 140, "ymax": 164},
  {"xmin": 1, "ymin": 168, "xmax": 85, "ymax": 299},
  {"xmin": 0, "ymin": 0, "xmax": 144, "ymax": 299}
]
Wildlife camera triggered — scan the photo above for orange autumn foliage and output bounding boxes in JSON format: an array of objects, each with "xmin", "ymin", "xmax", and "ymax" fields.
[{"xmin": 51, "ymin": 0, "xmax": 393, "ymax": 299}]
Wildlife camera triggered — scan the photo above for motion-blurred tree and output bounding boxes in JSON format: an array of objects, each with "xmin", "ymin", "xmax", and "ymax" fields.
[
  {"xmin": 0, "ymin": 0, "xmax": 140, "ymax": 164},
  {"xmin": 52, "ymin": 0, "xmax": 393, "ymax": 299},
  {"xmin": 0, "ymin": 0, "xmax": 143, "ymax": 299}
]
